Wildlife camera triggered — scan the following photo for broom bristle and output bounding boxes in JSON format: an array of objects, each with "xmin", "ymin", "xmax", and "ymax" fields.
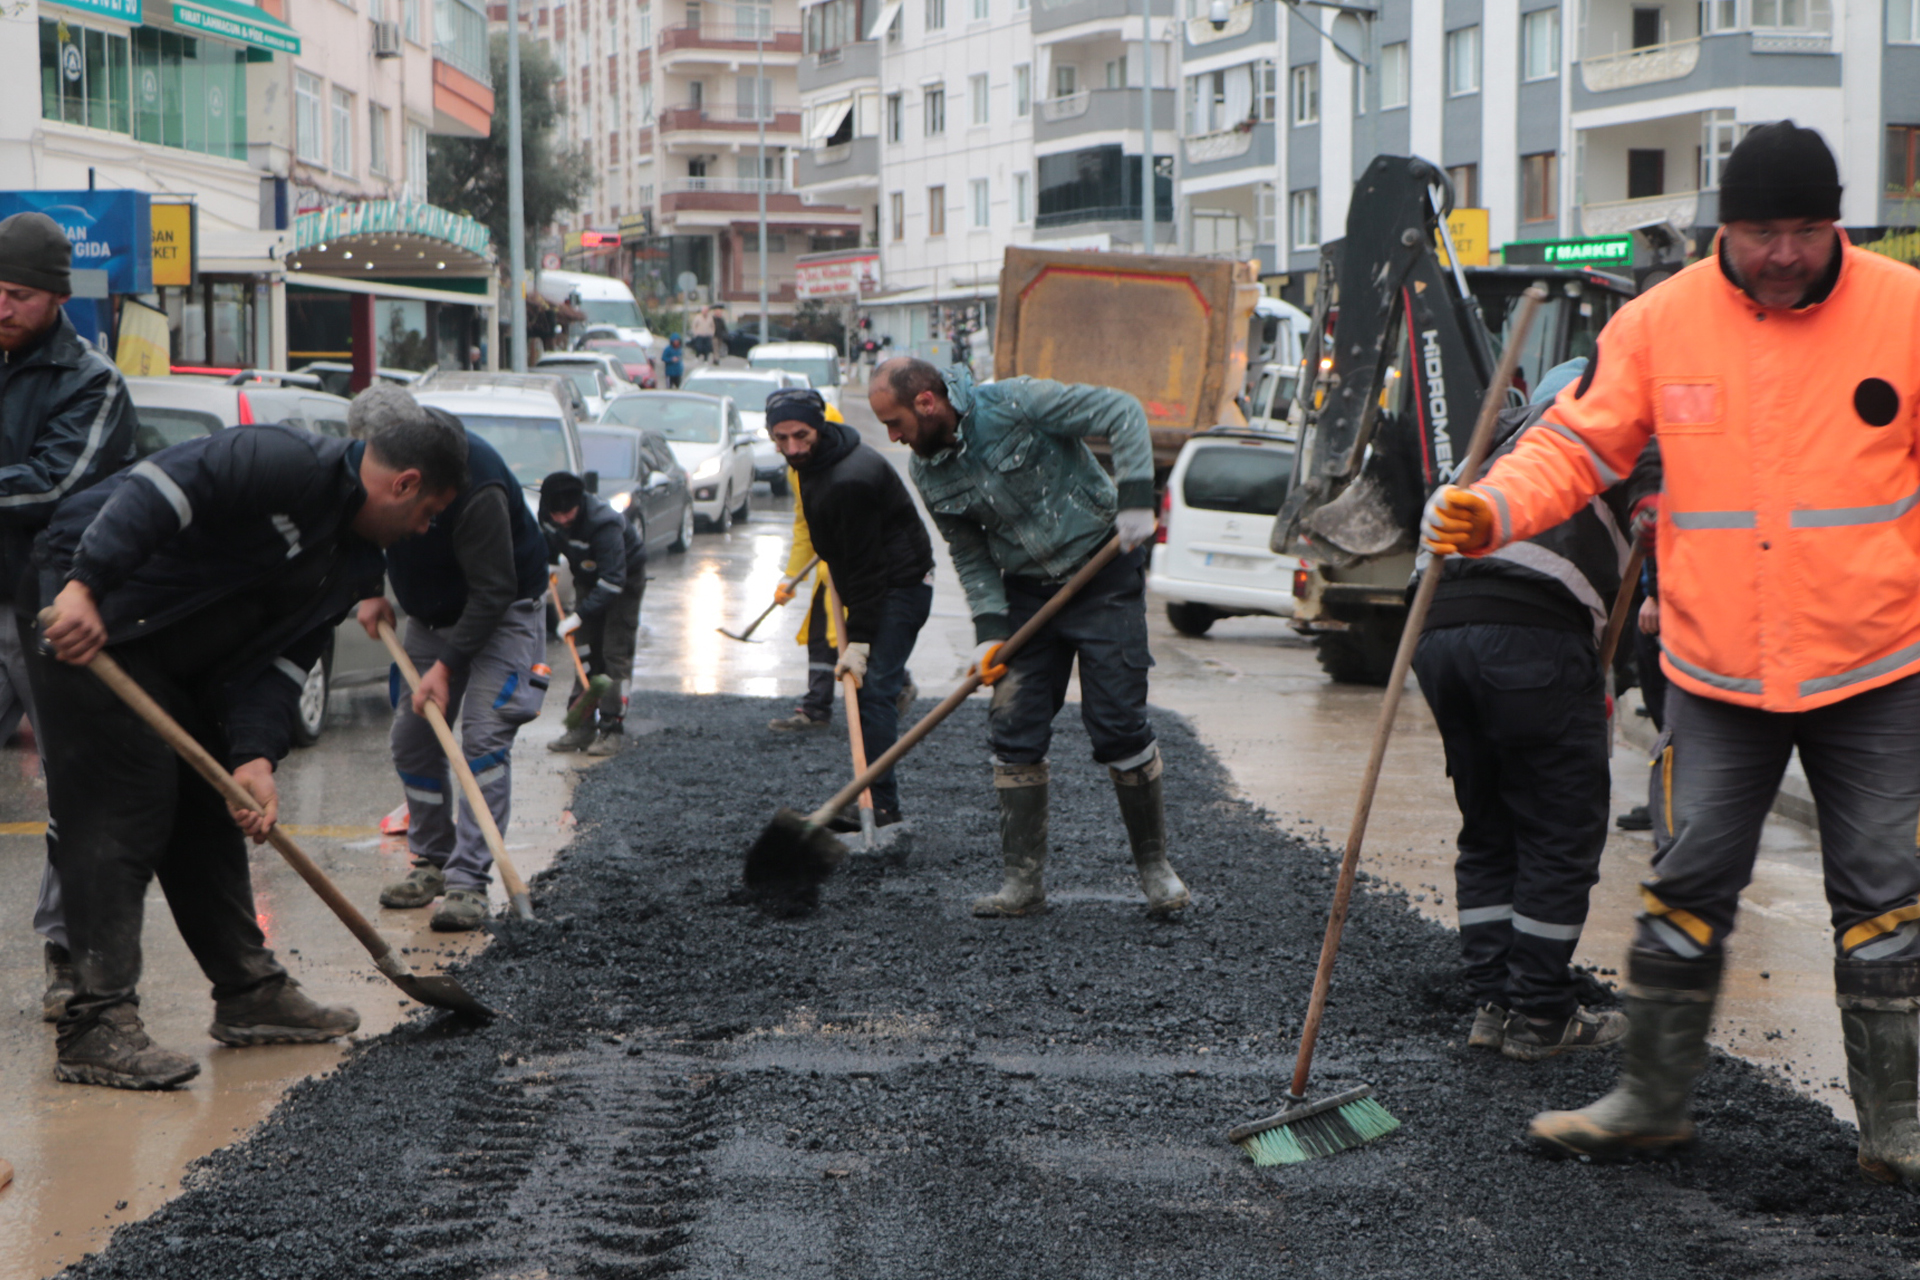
[
  {"xmin": 563, "ymin": 676, "xmax": 615, "ymax": 729},
  {"xmin": 1236, "ymin": 1096, "xmax": 1400, "ymax": 1167}
]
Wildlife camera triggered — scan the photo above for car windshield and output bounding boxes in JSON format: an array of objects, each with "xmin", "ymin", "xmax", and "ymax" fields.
[
  {"xmin": 580, "ymin": 299, "xmax": 643, "ymax": 327},
  {"xmin": 539, "ymin": 364, "xmax": 604, "ymax": 398},
  {"xmin": 602, "ymin": 397, "xmax": 721, "ymax": 443},
  {"xmin": 749, "ymin": 355, "xmax": 837, "ymax": 387},
  {"xmin": 588, "ymin": 342, "xmax": 650, "ymax": 365},
  {"xmin": 683, "ymin": 376, "xmax": 774, "ymax": 411},
  {"xmin": 456, "ymin": 415, "xmax": 573, "ymax": 483},
  {"xmin": 581, "ymin": 430, "xmax": 639, "ymax": 479},
  {"xmin": 1182, "ymin": 444, "xmax": 1294, "ymax": 514},
  {"xmin": 133, "ymin": 407, "xmax": 221, "ymax": 458}
]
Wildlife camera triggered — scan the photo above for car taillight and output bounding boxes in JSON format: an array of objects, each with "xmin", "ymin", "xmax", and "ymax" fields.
[
  {"xmin": 236, "ymin": 392, "xmax": 255, "ymax": 424},
  {"xmin": 1156, "ymin": 488, "xmax": 1170, "ymax": 544},
  {"xmin": 1292, "ymin": 567, "xmax": 1310, "ymax": 599}
]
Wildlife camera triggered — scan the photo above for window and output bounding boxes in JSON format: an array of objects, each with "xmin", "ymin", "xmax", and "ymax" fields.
[
  {"xmin": 925, "ymin": 84, "xmax": 945, "ymax": 134},
  {"xmin": 1889, "ymin": 126, "xmax": 1920, "ymax": 195},
  {"xmin": 295, "ymin": 72, "xmax": 324, "ymax": 163},
  {"xmin": 1752, "ymin": 0, "xmax": 1827, "ymax": 32},
  {"xmin": 970, "ymin": 177, "xmax": 989, "ymax": 227},
  {"xmin": 434, "ymin": 0, "xmax": 490, "ymax": 85},
  {"xmin": 403, "ymin": 0, "xmax": 420, "ymax": 40},
  {"xmin": 369, "ymin": 102, "xmax": 390, "ymax": 175},
  {"xmin": 886, "ymin": 91, "xmax": 902, "ymax": 141},
  {"xmin": 1631, "ymin": 5, "xmax": 1660, "ymax": 46},
  {"xmin": 1701, "ymin": 108, "xmax": 1738, "ymax": 188},
  {"xmin": 1446, "ymin": 25, "xmax": 1479, "ymax": 96},
  {"xmin": 1258, "ymin": 59, "xmax": 1276, "ymax": 119},
  {"xmin": 1014, "ymin": 170, "xmax": 1030, "ymax": 222},
  {"xmin": 406, "ymin": 120, "xmax": 428, "ymax": 200},
  {"xmin": 890, "ymin": 190, "xmax": 905, "ymax": 239},
  {"xmin": 928, "ymin": 184, "xmax": 946, "ymax": 235},
  {"xmin": 639, "ymin": 0, "xmax": 651, "ymax": 44},
  {"xmin": 1446, "ymin": 163, "xmax": 1476, "ymax": 208},
  {"xmin": 1627, "ymin": 148, "xmax": 1664, "ymax": 199},
  {"xmin": 1105, "ymin": 57, "xmax": 1126, "ymax": 89},
  {"xmin": 1289, "ymin": 187, "xmax": 1318, "ymax": 250},
  {"xmin": 1522, "ymin": 8, "xmax": 1559, "ymax": 80},
  {"xmin": 640, "ymin": 80, "xmax": 654, "ymax": 123},
  {"xmin": 1014, "ymin": 63, "xmax": 1030, "ymax": 116},
  {"xmin": 331, "ymin": 87, "xmax": 353, "ymax": 173},
  {"xmin": 1378, "ymin": 41, "xmax": 1408, "ymax": 108},
  {"xmin": 971, "ymin": 0, "xmax": 987, "ymax": 19},
  {"xmin": 38, "ymin": 18, "xmax": 131, "ymax": 135},
  {"xmin": 1894, "ymin": 0, "xmax": 1920, "ymax": 43},
  {"xmin": 925, "ymin": 0, "xmax": 943, "ymax": 29},
  {"xmin": 1522, "ymin": 150, "xmax": 1557, "ymax": 222},
  {"xmin": 1188, "ymin": 65, "xmax": 1267, "ymax": 134},
  {"xmin": 737, "ymin": 73, "xmax": 771, "ymax": 121},
  {"xmin": 1256, "ymin": 182, "xmax": 1277, "ymax": 244},
  {"xmin": 1054, "ymin": 63, "xmax": 1076, "ymax": 98},
  {"xmin": 1702, "ymin": 0, "xmax": 1739, "ymax": 30},
  {"xmin": 742, "ymin": 230, "xmax": 787, "ymax": 252},
  {"xmin": 970, "ymin": 72, "xmax": 988, "ymax": 124},
  {"xmin": 804, "ymin": 0, "xmax": 856, "ymax": 51},
  {"xmin": 1289, "ymin": 63, "xmax": 1317, "ymax": 125}
]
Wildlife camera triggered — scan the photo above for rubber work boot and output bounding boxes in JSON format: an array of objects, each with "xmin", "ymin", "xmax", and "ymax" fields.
[
  {"xmin": 548, "ymin": 723, "xmax": 597, "ymax": 752},
  {"xmin": 1841, "ymin": 1001, "xmax": 1920, "ymax": 1184},
  {"xmin": 210, "ymin": 976, "xmax": 360, "ymax": 1046},
  {"xmin": 1527, "ymin": 984, "xmax": 1714, "ymax": 1156},
  {"xmin": 768, "ymin": 710, "xmax": 830, "ymax": 733},
  {"xmin": 43, "ymin": 941, "xmax": 76, "ymax": 1024},
  {"xmin": 1502, "ymin": 1006, "xmax": 1628, "ymax": 1062},
  {"xmin": 56, "ymin": 1004, "xmax": 200, "ymax": 1090},
  {"xmin": 379, "ymin": 860, "xmax": 446, "ymax": 909},
  {"xmin": 431, "ymin": 887, "xmax": 491, "ymax": 931},
  {"xmin": 1110, "ymin": 748, "xmax": 1190, "ymax": 915},
  {"xmin": 973, "ymin": 762, "xmax": 1049, "ymax": 917},
  {"xmin": 587, "ymin": 726, "xmax": 625, "ymax": 756},
  {"xmin": 1468, "ymin": 1002, "xmax": 1507, "ymax": 1050}
]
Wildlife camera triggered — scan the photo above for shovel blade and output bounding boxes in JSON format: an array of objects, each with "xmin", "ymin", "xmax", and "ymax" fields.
[
  {"xmin": 744, "ymin": 807, "xmax": 846, "ymax": 892},
  {"xmin": 391, "ymin": 971, "xmax": 496, "ymax": 1021},
  {"xmin": 717, "ymin": 627, "xmax": 763, "ymax": 643}
]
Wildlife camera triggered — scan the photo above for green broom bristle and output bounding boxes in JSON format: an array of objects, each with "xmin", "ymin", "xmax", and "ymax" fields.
[{"xmin": 1236, "ymin": 1096, "xmax": 1400, "ymax": 1167}]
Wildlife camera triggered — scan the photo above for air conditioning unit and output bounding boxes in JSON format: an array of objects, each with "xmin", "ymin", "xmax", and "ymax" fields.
[{"xmin": 373, "ymin": 20, "xmax": 402, "ymax": 57}]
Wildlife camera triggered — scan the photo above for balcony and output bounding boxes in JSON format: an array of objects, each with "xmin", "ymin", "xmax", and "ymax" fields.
[
  {"xmin": 796, "ymin": 136, "xmax": 879, "ymax": 190},
  {"xmin": 1182, "ymin": 0, "xmax": 1274, "ymax": 53},
  {"xmin": 1031, "ymin": 0, "xmax": 1138, "ymax": 36},
  {"xmin": 1181, "ymin": 120, "xmax": 1273, "ymax": 176},
  {"xmin": 1579, "ymin": 38, "xmax": 1699, "ymax": 92},
  {"xmin": 798, "ymin": 39, "xmax": 879, "ymax": 92},
  {"xmin": 657, "ymin": 103, "xmax": 802, "ymax": 137},
  {"xmin": 660, "ymin": 179, "xmax": 861, "ymax": 227},
  {"xmin": 431, "ymin": 0, "xmax": 494, "ymax": 137},
  {"xmin": 1034, "ymin": 86, "xmax": 1174, "ymax": 146},
  {"xmin": 658, "ymin": 22, "xmax": 803, "ymax": 63},
  {"xmin": 1581, "ymin": 190, "xmax": 1700, "ymax": 236}
]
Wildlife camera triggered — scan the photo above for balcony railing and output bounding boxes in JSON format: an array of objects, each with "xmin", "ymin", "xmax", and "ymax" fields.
[
  {"xmin": 1183, "ymin": 124, "xmax": 1254, "ymax": 163},
  {"xmin": 1579, "ymin": 37, "xmax": 1699, "ymax": 92},
  {"xmin": 666, "ymin": 177, "xmax": 790, "ymax": 195},
  {"xmin": 1040, "ymin": 90, "xmax": 1090, "ymax": 122},
  {"xmin": 658, "ymin": 103, "xmax": 801, "ymax": 133},
  {"xmin": 1581, "ymin": 189, "xmax": 1700, "ymax": 237},
  {"xmin": 658, "ymin": 22, "xmax": 803, "ymax": 53}
]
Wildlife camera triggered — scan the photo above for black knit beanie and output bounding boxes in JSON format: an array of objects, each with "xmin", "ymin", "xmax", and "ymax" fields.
[
  {"xmin": 0, "ymin": 212, "xmax": 73, "ymax": 295},
  {"xmin": 539, "ymin": 471, "xmax": 587, "ymax": 515},
  {"xmin": 1718, "ymin": 120, "xmax": 1842, "ymax": 224},
  {"xmin": 765, "ymin": 387, "xmax": 827, "ymax": 431}
]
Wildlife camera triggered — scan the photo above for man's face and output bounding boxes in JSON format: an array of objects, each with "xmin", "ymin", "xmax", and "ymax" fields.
[
  {"xmin": 0, "ymin": 282, "xmax": 68, "ymax": 353},
  {"xmin": 353, "ymin": 460, "xmax": 457, "ymax": 547},
  {"xmin": 769, "ymin": 418, "xmax": 820, "ymax": 464},
  {"xmin": 1723, "ymin": 218, "xmax": 1838, "ymax": 309},
  {"xmin": 870, "ymin": 386, "xmax": 958, "ymax": 458},
  {"xmin": 546, "ymin": 506, "xmax": 579, "ymax": 527}
]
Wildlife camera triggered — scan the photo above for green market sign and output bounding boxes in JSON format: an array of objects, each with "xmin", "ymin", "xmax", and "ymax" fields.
[
  {"xmin": 294, "ymin": 199, "xmax": 495, "ymax": 259},
  {"xmin": 1529, "ymin": 236, "xmax": 1634, "ymax": 267},
  {"xmin": 172, "ymin": 0, "xmax": 301, "ymax": 54}
]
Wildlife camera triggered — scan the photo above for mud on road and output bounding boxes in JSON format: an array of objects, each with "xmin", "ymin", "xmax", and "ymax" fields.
[{"xmin": 64, "ymin": 695, "xmax": 1920, "ymax": 1279}]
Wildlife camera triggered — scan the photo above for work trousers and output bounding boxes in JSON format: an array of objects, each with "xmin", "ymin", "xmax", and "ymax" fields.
[
  {"xmin": 3, "ymin": 607, "xmax": 70, "ymax": 951},
  {"xmin": 24, "ymin": 633, "xmax": 285, "ymax": 1043},
  {"xmin": 988, "ymin": 546, "xmax": 1156, "ymax": 768},
  {"xmin": 799, "ymin": 585, "xmax": 837, "ymax": 721},
  {"xmin": 571, "ymin": 589, "xmax": 642, "ymax": 727},
  {"xmin": 1413, "ymin": 623, "xmax": 1610, "ymax": 1019},
  {"xmin": 393, "ymin": 599, "xmax": 548, "ymax": 890},
  {"xmin": 1640, "ymin": 677, "xmax": 1920, "ymax": 998},
  {"xmin": 846, "ymin": 580, "xmax": 932, "ymax": 814}
]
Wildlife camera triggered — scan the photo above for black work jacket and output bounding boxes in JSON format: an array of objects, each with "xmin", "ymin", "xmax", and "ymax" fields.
[
  {"xmin": 793, "ymin": 420, "xmax": 934, "ymax": 644},
  {"xmin": 543, "ymin": 492, "xmax": 645, "ymax": 617}
]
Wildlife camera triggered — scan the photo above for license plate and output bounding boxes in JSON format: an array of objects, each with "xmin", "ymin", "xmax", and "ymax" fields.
[{"xmin": 1203, "ymin": 552, "xmax": 1262, "ymax": 570}]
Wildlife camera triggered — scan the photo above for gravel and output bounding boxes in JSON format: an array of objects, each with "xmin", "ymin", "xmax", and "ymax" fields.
[{"xmin": 60, "ymin": 694, "xmax": 1920, "ymax": 1279}]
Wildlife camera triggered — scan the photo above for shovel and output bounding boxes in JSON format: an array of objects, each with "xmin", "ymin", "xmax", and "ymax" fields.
[
  {"xmin": 550, "ymin": 572, "xmax": 610, "ymax": 728},
  {"xmin": 744, "ymin": 535, "xmax": 1125, "ymax": 892},
  {"xmin": 70, "ymin": 635, "xmax": 494, "ymax": 1021},
  {"xmin": 378, "ymin": 619, "xmax": 536, "ymax": 921},
  {"xmin": 721, "ymin": 555, "xmax": 819, "ymax": 642},
  {"xmin": 824, "ymin": 570, "xmax": 882, "ymax": 852}
]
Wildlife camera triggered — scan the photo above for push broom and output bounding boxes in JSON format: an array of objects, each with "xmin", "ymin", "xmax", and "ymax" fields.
[
  {"xmin": 551, "ymin": 572, "xmax": 612, "ymax": 731},
  {"xmin": 1229, "ymin": 285, "xmax": 1547, "ymax": 1167}
]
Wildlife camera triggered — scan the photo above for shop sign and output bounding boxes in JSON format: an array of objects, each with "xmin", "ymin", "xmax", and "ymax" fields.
[
  {"xmin": 151, "ymin": 201, "xmax": 194, "ymax": 288},
  {"xmin": 293, "ymin": 199, "xmax": 493, "ymax": 258},
  {"xmin": 48, "ymin": 0, "xmax": 142, "ymax": 23},
  {"xmin": 795, "ymin": 251, "xmax": 879, "ymax": 299},
  {"xmin": 0, "ymin": 190, "xmax": 151, "ymax": 294},
  {"xmin": 1433, "ymin": 208, "xmax": 1490, "ymax": 268},
  {"xmin": 172, "ymin": 0, "xmax": 301, "ymax": 54},
  {"xmin": 1507, "ymin": 235, "xmax": 1635, "ymax": 267}
]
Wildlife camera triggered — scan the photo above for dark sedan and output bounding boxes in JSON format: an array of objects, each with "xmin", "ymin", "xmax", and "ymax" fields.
[{"xmin": 579, "ymin": 423, "xmax": 695, "ymax": 556}]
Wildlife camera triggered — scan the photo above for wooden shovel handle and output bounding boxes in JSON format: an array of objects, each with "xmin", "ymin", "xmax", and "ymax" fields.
[{"xmin": 824, "ymin": 570, "xmax": 875, "ymax": 812}]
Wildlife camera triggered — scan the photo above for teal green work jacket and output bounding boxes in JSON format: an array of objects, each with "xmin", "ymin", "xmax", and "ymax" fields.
[{"xmin": 909, "ymin": 364, "xmax": 1155, "ymax": 642}]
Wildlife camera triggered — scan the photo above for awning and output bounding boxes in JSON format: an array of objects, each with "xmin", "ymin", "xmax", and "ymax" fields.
[
  {"xmin": 809, "ymin": 98, "xmax": 853, "ymax": 142},
  {"xmin": 865, "ymin": 0, "xmax": 900, "ymax": 39},
  {"xmin": 171, "ymin": 0, "xmax": 300, "ymax": 54}
]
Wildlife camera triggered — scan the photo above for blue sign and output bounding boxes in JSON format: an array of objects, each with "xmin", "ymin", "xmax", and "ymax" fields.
[
  {"xmin": 0, "ymin": 190, "xmax": 152, "ymax": 295},
  {"xmin": 49, "ymin": 0, "xmax": 143, "ymax": 21}
]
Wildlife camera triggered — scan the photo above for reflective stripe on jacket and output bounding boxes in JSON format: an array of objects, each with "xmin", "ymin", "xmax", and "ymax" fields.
[{"xmin": 1473, "ymin": 232, "xmax": 1920, "ymax": 712}]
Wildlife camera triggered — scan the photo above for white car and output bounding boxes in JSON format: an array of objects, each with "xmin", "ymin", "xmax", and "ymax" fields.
[
  {"xmin": 413, "ymin": 386, "xmax": 586, "ymax": 522},
  {"xmin": 1147, "ymin": 426, "xmax": 1302, "ymax": 635},
  {"xmin": 599, "ymin": 391, "xmax": 755, "ymax": 533},
  {"xmin": 681, "ymin": 367, "xmax": 808, "ymax": 496},
  {"xmin": 746, "ymin": 341, "xmax": 844, "ymax": 412},
  {"xmin": 535, "ymin": 352, "xmax": 637, "ymax": 422}
]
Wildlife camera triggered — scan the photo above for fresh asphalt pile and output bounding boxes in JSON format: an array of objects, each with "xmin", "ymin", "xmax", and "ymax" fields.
[{"xmin": 64, "ymin": 694, "xmax": 1919, "ymax": 1279}]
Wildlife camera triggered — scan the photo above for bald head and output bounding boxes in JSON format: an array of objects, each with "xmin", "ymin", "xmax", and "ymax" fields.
[{"xmin": 868, "ymin": 357, "xmax": 959, "ymax": 458}]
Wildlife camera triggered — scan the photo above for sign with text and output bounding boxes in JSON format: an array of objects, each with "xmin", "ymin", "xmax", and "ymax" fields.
[
  {"xmin": 1507, "ymin": 235, "xmax": 1635, "ymax": 268},
  {"xmin": 1434, "ymin": 208, "xmax": 1490, "ymax": 268},
  {"xmin": 795, "ymin": 251, "xmax": 880, "ymax": 299},
  {"xmin": 0, "ymin": 190, "xmax": 151, "ymax": 294},
  {"xmin": 150, "ymin": 202, "xmax": 194, "ymax": 288}
]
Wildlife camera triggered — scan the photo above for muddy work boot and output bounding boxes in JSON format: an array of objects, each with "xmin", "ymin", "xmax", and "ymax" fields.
[
  {"xmin": 210, "ymin": 976, "xmax": 360, "ymax": 1046},
  {"xmin": 768, "ymin": 710, "xmax": 830, "ymax": 733},
  {"xmin": 379, "ymin": 860, "xmax": 446, "ymax": 909},
  {"xmin": 548, "ymin": 722, "xmax": 597, "ymax": 752},
  {"xmin": 1110, "ymin": 747, "xmax": 1190, "ymax": 915},
  {"xmin": 587, "ymin": 726, "xmax": 626, "ymax": 756},
  {"xmin": 1502, "ymin": 1006, "xmax": 1628, "ymax": 1062},
  {"xmin": 1468, "ymin": 1002, "xmax": 1508, "ymax": 1050},
  {"xmin": 432, "ymin": 886, "xmax": 491, "ymax": 931},
  {"xmin": 43, "ymin": 941, "xmax": 76, "ymax": 1024},
  {"xmin": 974, "ymin": 762, "xmax": 1049, "ymax": 917},
  {"xmin": 56, "ymin": 1004, "xmax": 199, "ymax": 1090},
  {"xmin": 1527, "ymin": 979, "xmax": 1715, "ymax": 1157},
  {"xmin": 1841, "ymin": 1001, "xmax": 1920, "ymax": 1184}
]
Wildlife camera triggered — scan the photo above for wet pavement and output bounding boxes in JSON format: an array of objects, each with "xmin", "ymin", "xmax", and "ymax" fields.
[{"xmin": 0, "ymin": 375, "xmax": 1871, "ymax": 1276}]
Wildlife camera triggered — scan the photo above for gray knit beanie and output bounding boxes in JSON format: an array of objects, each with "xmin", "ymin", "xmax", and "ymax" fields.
[{"xmin": 0, "ymin": 213, "xmax": 73, "ymax": 295}]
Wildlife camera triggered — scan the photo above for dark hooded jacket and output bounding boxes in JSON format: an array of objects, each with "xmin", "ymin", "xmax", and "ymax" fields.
[
  {"xmin": 542, "ymin": 491, "xmax": 645, "ymax": 618},
  {"xmin": 792, "ymin": 418, "xmax": 934, "ymax": 644}
]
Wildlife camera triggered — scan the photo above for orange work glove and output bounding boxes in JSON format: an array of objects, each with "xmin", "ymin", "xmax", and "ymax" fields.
[
  {"xmin": 970, "ymin": 640, "xmax": 1009, "ymax": 686},
  {"xmin": 1418, "ymin": 485, "xmax": 1496, "ymax": 556},
  {"xmin": 773, "ymin": 579, "xmax": 798, "ymax": 606}
]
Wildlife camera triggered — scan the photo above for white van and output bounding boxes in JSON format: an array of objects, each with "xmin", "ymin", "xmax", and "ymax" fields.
[
  {"xmin": 747, "ymin": 341, "xmax": 842, "ymax": 411},
  {"xmin": 536, "ymin": 269, "xmax": 653, "ymax": 349},
  {"xmin": 1148, "ymin": 426, "xmax": 1302, "ymax": 635}
]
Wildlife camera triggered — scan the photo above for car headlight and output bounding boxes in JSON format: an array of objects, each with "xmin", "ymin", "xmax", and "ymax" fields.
[
  {"xmin": 691, "ymin": 455, "xmax": 723, "ymax": 481},
  {"xmin": 609, "ymin": 490, "xmax": 632, "ymax": 513}
]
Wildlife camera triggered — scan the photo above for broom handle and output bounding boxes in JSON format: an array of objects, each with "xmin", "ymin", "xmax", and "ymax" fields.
[
  {"xmin": 728, "ymin": 554, "xmax": 820, "ymax": 639},
  {"xmin": 807, "ymin": 536, "xmax": 1123, "ymax": 827},
  {"xmin": 551, "ymin": 573, "xmax": 591, "ymax": 686},
  {"xmin": 824, "ymin": 570, "xmax": 876, "ymax": 812},
  {"xmin": 1599, "ymin": 537, "xmax": 1648, "ymax": 675},
  {"xmin": 1287, "ymin": 287, "xmax": 1547, "ymax": 1102}
]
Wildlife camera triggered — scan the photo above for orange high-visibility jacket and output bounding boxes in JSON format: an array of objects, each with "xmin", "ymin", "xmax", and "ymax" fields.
[{"xmin": 1475, "ymin": 233, "xmax": 1920, "ymax": 713}]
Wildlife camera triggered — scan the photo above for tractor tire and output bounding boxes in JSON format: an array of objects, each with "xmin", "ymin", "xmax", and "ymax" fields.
[{"xmin": 1311, "ymin": 616, "xmax": 1402, "ymax": 686}]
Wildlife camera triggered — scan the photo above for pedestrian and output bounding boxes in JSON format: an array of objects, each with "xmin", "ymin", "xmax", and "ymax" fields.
[
  {"xmin": 352, "ymin": 386, "xmax": 553, "ymax": 932},
  {"xmin": 541, "ymin": 471, "xmax": 645, "ymax": 754},
  {"xmin": 0, "ymin": 212, "xmax": 141, "ymax": 1025},
  {"xmin": 662, "ymin": 333, "xmax": 686, "ymax": 389},
  {"xmin": 710, "ymin": 310, "xmax": 731, "ymax": 364},
  {"xmin": 26, "ymin": 408, "xmax": 467, "ymax": 1088},
  {"xmin": 690, "ymin": 307, "xmax": 714, "ymax": 363},
  {"xmin": 765, "ymin": 388, "xmax": 932, "ymax": 830},
  {"xmin": 870, "ymin": 356, "xmax": 1187, "ymax": 917},
  {"xmin": 1423, "ymin": 122, "xmax": 1920, "ymax": 1182},
  {"xmin": 1412, "ymin": 358, "xmax": 1640, "ymax": 1063}
]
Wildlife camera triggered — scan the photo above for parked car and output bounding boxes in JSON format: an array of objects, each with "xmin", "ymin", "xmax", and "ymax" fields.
[
  {"xmin": 534, "ymin": 352, "xmax": 637, "ymax": 421},
  {"xmin": 746, "ymin": 341, "xmax": 844, "ymax": 412},
  {"xmin": 680, "ymin": 367, "xmax": 806, "ymax": 495},
  {"xmin": 579, "ymin": 423, "xmax": 695, "ymax": 555},
  {"xmin": 578, "ymin": 338, "xmax": 657, "ymax": 388},
  {"xmin": 1147, "ymin": 426, "xmax": 1302, "ymax": 636},
  {"xmin": 599, "ymin": 392, "xmax": 754, "ymax": 532},
  {"xmin": 415, "ymin": 369, "xmax": 591, "ymax": 428},
  {"xmin": 414, "ymin": 385, "xmax": 585, "ymax": 502},
  {"xmin": 1244, "ymin": 361, "xmax": 1300, "ymax": 434},
  {"xmin": 724, "ymin": 316, "xmax": 797, "ymax": 355},
  {"xmin": 292, "ymin": 363, "xmax": 423, "ymax": 398}
]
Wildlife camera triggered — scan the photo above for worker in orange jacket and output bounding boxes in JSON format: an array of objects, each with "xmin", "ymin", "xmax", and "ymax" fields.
[{"xmin": 1424, "ymin": 122, "xmax": 1920, "ymax": 1183}]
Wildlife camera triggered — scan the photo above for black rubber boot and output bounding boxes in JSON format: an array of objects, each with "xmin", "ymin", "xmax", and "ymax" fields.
[
  {"xmin": 56, "ymin": 1004, "xmax": 199, "ymax": 1090},
  {"xmin": 1110, "ymin": 747, "xmax": 1189, "ymax": 915},
  {"xmin": 209, "ymin": 976, "xmax": 360, "ymax": 1046},
  {"xmin": 1527, "ymin": 976, "xmax": 1713, "ymax": 1157},
  {"xmin": 1841, "ymin": 1001, "xmax": 1920, "ymax": 1184},
  {"xmin": 973, "ymin": 762, "xmax": 1048, "ymax": 917},
  {"xmin": 43, "ymin": 940, "xmax": 75, "ymax": 1024}
]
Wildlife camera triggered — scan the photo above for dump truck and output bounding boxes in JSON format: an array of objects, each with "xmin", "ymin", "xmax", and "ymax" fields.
[{"xmin": 992, "ymin": 247, "xmax": 1264, "ymax": 470}]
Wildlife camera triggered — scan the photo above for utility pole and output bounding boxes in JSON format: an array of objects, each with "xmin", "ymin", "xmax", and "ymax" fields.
[
  {"xmin": 756, "ymin": 8, "xmax": 769, "ymax": 345},
  {"xmin": 507, "ymin": 0, "xmax": 528, "ymax": 371},
  {"xmin": 1140, "ymin": 0, "xmax": 1153, "ymax": 255}
]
